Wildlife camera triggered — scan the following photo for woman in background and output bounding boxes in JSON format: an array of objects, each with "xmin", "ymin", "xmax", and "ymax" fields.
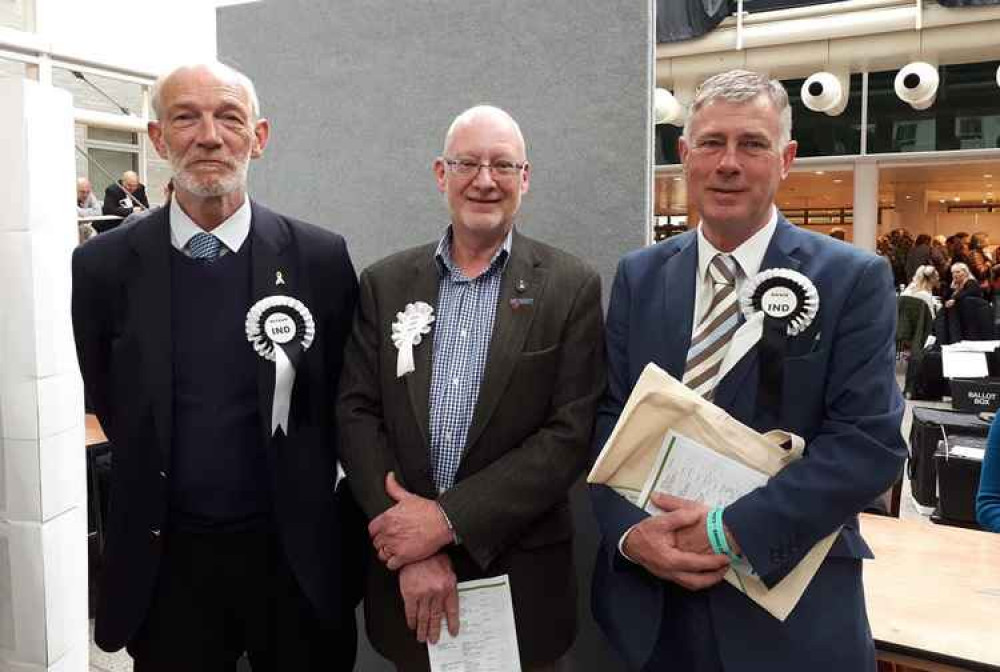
[{"xmin": 901, "ymin": 265, "xmax": 941, "ymax": 317}]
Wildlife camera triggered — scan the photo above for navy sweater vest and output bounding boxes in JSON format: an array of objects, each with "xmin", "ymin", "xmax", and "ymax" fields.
[{"xmin": 169, "ymin": 240, "xmax": 270, "ymax": 531}]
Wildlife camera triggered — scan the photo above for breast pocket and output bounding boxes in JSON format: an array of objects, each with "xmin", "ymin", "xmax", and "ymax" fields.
[
  {"xmin": 782, "ymin": 350, "xmax": 827, "ymax": 436},
  {"xmin": 507, "ymin": 344, "xmax": 562, "ymax": 418}
]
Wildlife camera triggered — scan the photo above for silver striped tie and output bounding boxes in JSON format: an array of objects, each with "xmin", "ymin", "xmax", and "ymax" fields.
[{"xmin": 683, "ymin": 254, "xmax": 740, "ymax": 400}]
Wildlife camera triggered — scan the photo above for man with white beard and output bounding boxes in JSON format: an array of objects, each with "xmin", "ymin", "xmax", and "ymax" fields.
[{"xmin": 71, "ymin": 62, "xmax": 365, "ymax": 671}]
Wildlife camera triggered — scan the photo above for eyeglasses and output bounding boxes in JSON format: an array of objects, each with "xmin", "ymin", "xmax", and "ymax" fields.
[{"xmin": 442, "ymin": 157, "xmax": 526, "ymax": 179}]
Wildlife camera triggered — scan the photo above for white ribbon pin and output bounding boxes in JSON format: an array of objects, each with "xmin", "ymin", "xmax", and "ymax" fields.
[{"xmin": 391, "ymin": 302, "xmax": 435, "ymax": 378}]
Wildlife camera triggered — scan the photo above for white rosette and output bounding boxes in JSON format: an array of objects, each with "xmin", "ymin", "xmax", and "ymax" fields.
[
  {"xmin": 739, "ymin": 268, "xmax": 819, "ymax": 336},
  {"xmin": 245, "ymin": 295, "xmax": 316, "ymax": 435},
  {"xmin": 391, "ymin": 302, "xmax": 435, "ymax": 378}
]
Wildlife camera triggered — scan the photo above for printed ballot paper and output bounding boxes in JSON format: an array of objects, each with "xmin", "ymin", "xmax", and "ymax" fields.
[
  {"xmin": 588, "ymin": 363, "xmax": 839, "ymax": 621},
  {"xmin": 427, "ymin": 575, "xmax": 521, "ymax": 672}
]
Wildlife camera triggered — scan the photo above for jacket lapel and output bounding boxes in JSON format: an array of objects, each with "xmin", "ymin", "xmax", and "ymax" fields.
[
  {"xmin": 404, "ymin": 248, "xmax": 441, "ymax": 452},
  {"xmin": 465, "ymin": 231, "xmax": 546, "ymax": 453},
  {"xmin": 713, "ymin": 215, "xmax": 803, "ymax": 415},
  {"xmin": 249, "ymin": 201, "xmax": 292, "ymax": 441},
  {"xmin": 660, "ymin": 234, "xmax": 697, "ymax": 379},
  {"xmin": 127, "ymin": 210, "xmax": 173, "ymax": 467}
]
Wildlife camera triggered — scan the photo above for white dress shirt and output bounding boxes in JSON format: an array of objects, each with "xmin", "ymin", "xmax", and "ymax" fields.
[
  {"xmin": 169, "ymin": 196, "xmax": 252, "ymax": 257},
  {"xmin": 692, "ymin": 206, "xmax": 779, "ymax": 333}
]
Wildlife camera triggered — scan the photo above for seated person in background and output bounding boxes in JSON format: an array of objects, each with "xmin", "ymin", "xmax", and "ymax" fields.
[
  {"xmin": 901, "ymin": 265, "xmax": 940, "ymax": 317},
  {"xmin": 945, "ymin": 262, "xmax": 981, "ymax": 308},
  {"xmin": 977, "ymin": 414, "xmax": 1000, "ymax": 533},
  {"xmin": 77, "ymin": 177, "xmax": 102, "ymax": 217},
  {"xmin": 100, "ymin": 170, "xmax": 149, "ymax": 230}
]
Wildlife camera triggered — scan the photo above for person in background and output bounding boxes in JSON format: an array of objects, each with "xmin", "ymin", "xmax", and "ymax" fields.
[
  {"xmin": 101, "ymin": 170, "xmax": 150, "ymax": 230},
  {"xmin": 901, "ymin": 264, "xmax": 941, "ymax": 317},
  {"xmin": 905, "ymin": 234, "xmax": 933, "ymax": 282},
  {"xmin": 968, "ymin": 231, "xmax": 993, "ymax": 284},
  {"xmin": 77, "ymin": 177, "xmax": 102, "ymax": 217},
  {"xmin": 977, "ymin": 413, "xmax": 1000, "ymax": 532},
  {"xmin": 945, "ymin": 262, "xmax": 981, "ymax": 308}
]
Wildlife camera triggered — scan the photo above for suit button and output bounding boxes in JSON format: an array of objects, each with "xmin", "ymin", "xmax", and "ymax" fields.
[
  {"xmin": 151, "ymin": 528, "xmax": 161, "ymax": 538},
  {"xmin": 159, "ymin": 471, "xmax": 167, "ymax": 479}
]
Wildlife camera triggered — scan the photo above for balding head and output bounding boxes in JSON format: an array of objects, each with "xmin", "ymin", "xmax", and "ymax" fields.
[
  {"xmin": 151, "ymin": 61, "xmax": 260, "ymax": 121},
  {"xmin": 121, "ymin": 171, "xmax": 140, "ymax": 192},
  {"xmin": 77, "ymin": 177, "xmax": 92, "ymax": 203},
  {"xmin": 443, "ymin": 105, "xmax": 527, "ymax": 160}
]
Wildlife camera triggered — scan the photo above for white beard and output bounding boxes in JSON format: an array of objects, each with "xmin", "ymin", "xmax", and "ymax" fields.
[{"xmin": 170, "ymin": 155, "xmax": 250, "ymax": 198}]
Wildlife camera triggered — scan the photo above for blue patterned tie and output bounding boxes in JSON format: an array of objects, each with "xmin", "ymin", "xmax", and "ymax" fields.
[{"xmin": 188, "ymin": 232, "xmax": 222, "ymax": 262}]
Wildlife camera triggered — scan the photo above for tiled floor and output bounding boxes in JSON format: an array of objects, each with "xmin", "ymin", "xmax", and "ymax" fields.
[{"xmin": 86, "ymin": 381, "xmax": 946, "ymax": 671}]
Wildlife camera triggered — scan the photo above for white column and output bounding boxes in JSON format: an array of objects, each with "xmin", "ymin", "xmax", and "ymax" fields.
[
  {"xmin": 0, "ymin": 78, "xmax": 88, "ymax": 672},
  {"xmin": 853, "ymin": 159, "xmax": 879, "ymax": 253}
]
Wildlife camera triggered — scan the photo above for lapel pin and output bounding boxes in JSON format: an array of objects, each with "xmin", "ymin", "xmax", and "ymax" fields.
[
  {"xmin": 515, "ymin": 279, "xmax": 528, "ymax": 293},
  {"xmin": 275, "ymin": 271, "xmax": 286, "ymax": 286},
  {"xmin": 510, "ymin": 297, "xmax": 534, "ymax": 310}
]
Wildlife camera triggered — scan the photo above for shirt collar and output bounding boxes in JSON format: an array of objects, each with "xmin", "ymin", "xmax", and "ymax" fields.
[
  {"xmin": 169, "ymin": 196, "xmax": 252, "ymax": 254},
  {"xmin": 435, "ymin": 227, "xmax": 513, "ymax": 279},
  {"xmin": 696, "ymin": 206, "xmax": 778, "ymax": 282}
]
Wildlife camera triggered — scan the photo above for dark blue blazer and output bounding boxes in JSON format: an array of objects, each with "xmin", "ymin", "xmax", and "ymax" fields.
[
  {"xmin": 589, "ymin": 216, "xmax": 906, "ymax": 671},
  {"xmin": 72, "ymin": 202, "xmax": 366, "ymax": 651}
]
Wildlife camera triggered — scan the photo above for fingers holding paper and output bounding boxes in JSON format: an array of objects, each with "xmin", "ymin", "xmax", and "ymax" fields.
[
  {"xmin": 399, "ymin": 553, "xmax": 460, "ymax": 644},
  {"xmin": 623, "ymin": 507, "xmax": 729, "ymax": 591}
]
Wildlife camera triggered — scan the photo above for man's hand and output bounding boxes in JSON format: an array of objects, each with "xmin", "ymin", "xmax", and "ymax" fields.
[
  {"xmin": 398, "ymin": 553, "xmax": 460, "ymax": 644},
  {"xmin": 652, "ymin": 493, "xmax": 742, "ymax": 556},
  {"xmin": 370, "ymin": 472, "xmax": 453, "ymax": 570},
  {"xmin": 624, "ymin": 495, "xmax": 730, "ymax": 591}
]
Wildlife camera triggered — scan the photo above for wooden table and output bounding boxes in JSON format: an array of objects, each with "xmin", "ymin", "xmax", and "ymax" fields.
[
  {"xmin": 85, "ymin": 414, "xmax": 108, "ymax": 552},
  {"xmin": 86, "ymin": 413, "xmax": 107, "ymax": 447},
  {"xmin": 862, "ymin": 513, "xmax": 1000, "ymax": 671}
]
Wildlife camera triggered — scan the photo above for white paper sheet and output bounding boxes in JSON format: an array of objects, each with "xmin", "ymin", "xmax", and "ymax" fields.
[
  {"xmin": 427, "ymin": 575, "xmax": 521, "ymax": 672},
  {"xmin": 636, "ymin": 430, "xmax": 769, "ymax": 513},
  {"xmin": 943, "ymin": 340, "xmax": 1000, "ymax": 353},
  {"xmin": 942, "ymin": 350, "xmax": 989, "ymax": 379},
  {"xmin": 948, "ymin": 446, "xmax": 986, "ymax": 461}
]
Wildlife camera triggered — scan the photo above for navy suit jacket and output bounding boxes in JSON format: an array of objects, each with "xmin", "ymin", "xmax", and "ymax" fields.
[
  {"xmin": 589, "ymin": 216, "xmax": 906, "ymax": 671},
  {"xmin": 72, "ymin": 201, "xmax": 366, "ymax": 651}
]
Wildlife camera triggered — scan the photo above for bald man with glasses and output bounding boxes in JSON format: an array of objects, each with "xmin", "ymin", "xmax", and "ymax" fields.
[{"xmin": 338, "ymin": 105, "xmax": 605, "ymax": 672}]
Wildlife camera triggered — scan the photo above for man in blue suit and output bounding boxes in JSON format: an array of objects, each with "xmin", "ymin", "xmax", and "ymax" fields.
[{"xmin": 589, "ymin": 70, "xmax": 906, "ymax": 671}]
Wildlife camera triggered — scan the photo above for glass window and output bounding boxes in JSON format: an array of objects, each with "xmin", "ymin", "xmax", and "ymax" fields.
[
  {"xmin": 867, "ymin": 61, "xmax": 1000, "ymax": 154},
  {"xmin": 784, "ymin": 73, "xmax": 863, "ymax": 157}
]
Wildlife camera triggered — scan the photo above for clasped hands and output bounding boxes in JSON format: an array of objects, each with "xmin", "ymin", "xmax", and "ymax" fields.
[
  {"xmin": 623, "ymin": 493, "xmax": 739, "ymax": 591},
  {"xmin": 368, "ymin": 472, "xmax": 458, "ymax": 644}
]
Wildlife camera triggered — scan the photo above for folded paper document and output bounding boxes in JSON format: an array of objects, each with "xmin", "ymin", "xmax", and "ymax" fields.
[{"xmin": 587, "ymin": 363, "xmax": 838, "ymax": 621}]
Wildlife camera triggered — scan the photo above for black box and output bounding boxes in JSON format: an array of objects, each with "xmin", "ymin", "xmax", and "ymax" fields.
[
  {"xmin": 908, "ymin": 408, "xmax": 990, "ymax": 508},
  {"xmin": 933, "ymin": 439, "xmax": 986, "ymax": 526},
  {"xmin": 950, "ymin": 378, "xmax": 1000, "ymax": 413}
]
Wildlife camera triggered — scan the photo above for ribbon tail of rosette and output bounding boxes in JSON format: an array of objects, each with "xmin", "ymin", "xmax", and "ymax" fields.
[
  {"xmin": 271, "ymin": 341, "xmax": 304, "ymax": 436},
  {"xmin": 758, "ymin": 316, "xmax": 788, "ymax": 414},
  {"xmin": 396, "ymin": 340, "xmax": 415, "ymax": 378},
  {"xmin": 718, "ymin": 312, "xmax": 764, "ymax": 384}
]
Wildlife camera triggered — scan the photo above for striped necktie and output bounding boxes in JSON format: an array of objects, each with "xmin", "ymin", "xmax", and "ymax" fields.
[
  {"xmin": 683, "ymin": 253, "xmax": 741, "ymax": 400},
  {"xmin": 188, "ymin": 232, "xmax": 222, "ymax": 262}
]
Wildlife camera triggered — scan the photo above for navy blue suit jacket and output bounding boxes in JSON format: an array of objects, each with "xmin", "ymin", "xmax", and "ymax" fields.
[
  {"xmin": 589, "ymin": 216, "xmax": 906, "ymax": 671},
  {"xmin": 72, "ymin": 202, "xmax": 366, "ymax": 651}
]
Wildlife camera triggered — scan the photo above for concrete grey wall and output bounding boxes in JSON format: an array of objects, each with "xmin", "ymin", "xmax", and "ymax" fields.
[
  {"xmin": 219, "ymin": 2, "xmax": 650, "ymax": 670},
  {"xmin": 218, "ymin": 0, "xmax": 649, "ymax": 292}
]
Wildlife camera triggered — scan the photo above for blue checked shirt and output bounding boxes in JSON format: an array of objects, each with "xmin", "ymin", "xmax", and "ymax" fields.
[{"xmin": 428, "ymin": 228, "xmax": 512, "ymax": 493}]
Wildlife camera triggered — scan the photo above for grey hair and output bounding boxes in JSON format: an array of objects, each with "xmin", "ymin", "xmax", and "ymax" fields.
[
  {"xmin": 151, "ymin": 61, "xmax": 261, "ymax": 120},
  {"xmin": 682, "ymin": 69, "xmax": 793, "ymax": 147},
  {"xmin": 442, "ymin": 105, "xmax": 527, "ymax": 158},
  {"xmin": 951, "ymin": 262, "xmax": 971, "ymax": 277}
]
